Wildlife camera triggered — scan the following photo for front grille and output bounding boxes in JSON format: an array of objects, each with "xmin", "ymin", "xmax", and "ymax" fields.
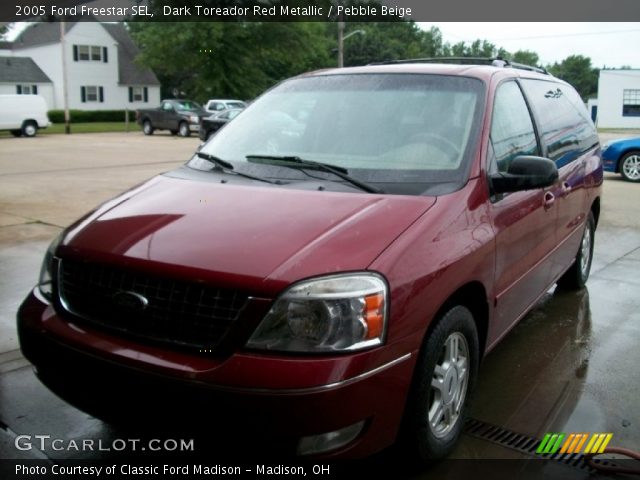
[{"xmin": 58, "ymin": 259, "xmax": 249, "ymax": 351}]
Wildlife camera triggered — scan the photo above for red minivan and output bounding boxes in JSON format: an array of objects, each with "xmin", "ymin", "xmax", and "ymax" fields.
[{"xmin": 18, "ymin": 60, "xmax": 603, "ymax": 460}]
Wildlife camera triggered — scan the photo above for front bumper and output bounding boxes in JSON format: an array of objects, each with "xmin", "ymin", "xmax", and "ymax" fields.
[{"xmin": 17, "ymin": 290, "xmax": 416, "ymax": 458}]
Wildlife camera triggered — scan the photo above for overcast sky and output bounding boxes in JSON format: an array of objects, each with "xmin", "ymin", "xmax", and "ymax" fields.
[{"xmin": 419, "ymin": 22, "xmax": 640, "ymax": 68}]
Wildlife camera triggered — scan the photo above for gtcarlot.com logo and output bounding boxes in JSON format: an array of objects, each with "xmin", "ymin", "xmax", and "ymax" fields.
[
  {"xmin": 537, "ymin": 432, "xmax": 613, "ymax": 455},
  {"xmin": 14, "ymin": 435, "xmax": 195, "ymax": 452}
]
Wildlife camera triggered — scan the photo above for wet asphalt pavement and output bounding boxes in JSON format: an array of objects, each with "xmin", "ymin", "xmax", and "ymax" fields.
[{"xmin": 0, "ymin": 131, "xmax": 638, "ymax": 477}]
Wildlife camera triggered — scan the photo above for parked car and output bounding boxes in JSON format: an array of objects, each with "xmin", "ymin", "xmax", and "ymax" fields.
[
  {"xmin": 205, "ymin": 98, "xmax": 247, "ymax": 115},
  {"xmin": 18, "ymin": 59, "xmax": 602, "ymax": 461},
  {"xmin": 199, "ymin": 108, "xmax": 243, "ymax": 141},
  {"xmin": 136, "ymin": 99, "xmax": 205, "ymax": 137},
  {"xmin": 602, "ymin": 137, "xmax": 640, "ymax": 182},
  {"xmin": 0, "ymin": 94, "xmax": 50, "ymax": 137}
]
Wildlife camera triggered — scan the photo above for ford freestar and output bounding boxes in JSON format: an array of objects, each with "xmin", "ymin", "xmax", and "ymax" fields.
[{"xmin": 18, "ymin": 59, "xmax": 602, "ymax": 460}]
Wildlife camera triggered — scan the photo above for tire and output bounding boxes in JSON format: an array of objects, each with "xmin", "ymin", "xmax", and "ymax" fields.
[
  {"xmin": 142, "ymin": 120, "xmax": 154, "ymax": 135},
  {"xmin": 10, "ymin": 129, "xmax": 22, "ymax": 138},
  {"xmin": 557, "ymin": 211, "xmax": 595, "ymax": 290},
  {"xmin": 22, "ymin": 121, "xmax": 38, "ymax": 137},
  {"xmin": 178, "ymin": 121, "xmax": 190, "ymax": 137},
  {"xmin": 403, "ymin": 305, "xmax": 479, "ymax": 462},
  {"xmin": 619, "ymin": 151, "xmax": 640, "ymax": 182}
]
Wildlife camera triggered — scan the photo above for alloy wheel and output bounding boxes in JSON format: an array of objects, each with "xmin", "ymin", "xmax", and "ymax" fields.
[
  {"xmin": 622, "ymin": 154, "xmax": 640, "ymax": 181},
  {"xmin": 428, "ymin": 332, "xmax": 469, "ymax": 438}
]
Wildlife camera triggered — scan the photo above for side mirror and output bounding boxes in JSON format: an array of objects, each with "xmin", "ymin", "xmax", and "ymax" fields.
[{"xmin": 490, "ymin": 156, "xmax": 558, "ymax": 194}]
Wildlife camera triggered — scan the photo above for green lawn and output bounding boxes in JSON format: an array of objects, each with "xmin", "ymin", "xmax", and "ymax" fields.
[
  {"xmin": 41, "ymin": 122, "xmax": 138, "ymax": 134},
  {"xmin": 0, "ymin": 122, "xmax": 140, "ymax": 138}
]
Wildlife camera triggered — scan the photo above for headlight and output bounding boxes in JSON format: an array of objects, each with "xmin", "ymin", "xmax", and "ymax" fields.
[
  {"xmin": 246, "ymin": 273, "xmax": 388, "ymax": 353},
  {"xmin": 189, "ymin": 115, "xmax": 199, "ymax": 123},
  {"xmin": 38, "ymin": 232, "xmax": 63, "ymax": 301}
]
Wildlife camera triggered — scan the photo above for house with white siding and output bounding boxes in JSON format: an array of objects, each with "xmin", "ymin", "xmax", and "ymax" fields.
[
  {"xmin": 0, "ymin": 22, "xmax": 160, "ymax": 111},
  {"xmin": 0, "ymin": 56, "xmax": 55, "ymax": 107},
  {"xmin": 596, "ymin": 69, "xmax": 640, "ymax": 129}
]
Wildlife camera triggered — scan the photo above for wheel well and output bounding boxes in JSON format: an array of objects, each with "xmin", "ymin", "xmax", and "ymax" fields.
[
  {"xmin": 591, "ymin": 197, "xmax": 601, "ymax": 229},
  {"xmin": 429, "ymin": 282, "xmax": 489, "ymax": 358},
  {"xmin": 22, "ymin": 119, "xmax": 37, "ymax": 127}
]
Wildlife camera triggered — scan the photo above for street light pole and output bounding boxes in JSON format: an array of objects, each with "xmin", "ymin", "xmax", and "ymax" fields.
[
  {"xmin": 337, "ymin": 26, "xmax": 365, "ymax": 68},
  {"xmin": 337, "ymin": 1, "xmax": 344, "ymax": 68}
]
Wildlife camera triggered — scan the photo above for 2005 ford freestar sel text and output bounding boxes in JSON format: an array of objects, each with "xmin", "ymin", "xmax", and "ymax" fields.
[{"xmin": 18, "ymin": 59, "xmax": 603, "ymax": 461}]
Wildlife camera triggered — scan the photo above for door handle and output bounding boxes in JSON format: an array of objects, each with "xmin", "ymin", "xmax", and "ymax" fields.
[{"xmin": 543, "ymin": 191, "xmax": 555, "ymax": 210}]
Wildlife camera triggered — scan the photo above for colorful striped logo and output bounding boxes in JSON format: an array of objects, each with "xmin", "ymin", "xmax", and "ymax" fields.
[{"xmin": 536, "ymin": 432, "xmax": 613, "ymax": 455}]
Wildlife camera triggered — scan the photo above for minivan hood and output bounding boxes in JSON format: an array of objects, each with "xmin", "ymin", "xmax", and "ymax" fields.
[{"xmin": 61, "ymin": 175, "xmax": 435, "ymax": 294}]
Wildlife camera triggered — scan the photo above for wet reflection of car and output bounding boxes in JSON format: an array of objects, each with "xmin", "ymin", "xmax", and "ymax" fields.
[
  {"xmin": 466, "ymin": 288, "xmax": 592, "ymax": 442},
  {"xmin": 199, "ymin": 108, "xmax": 243, "ymax": 141}
]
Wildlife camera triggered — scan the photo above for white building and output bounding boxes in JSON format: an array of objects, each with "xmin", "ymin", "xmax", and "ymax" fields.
[
  {"xmin": 596, "ymin": 69, "xmax": 640, "ymax": 129},
  {"xmin": 0, "ymin": 56, "xmax": 56, "ymax": 107},
  {"xmin": 0, "ymin": 22, "xmax": 160, "ymax": 111}
]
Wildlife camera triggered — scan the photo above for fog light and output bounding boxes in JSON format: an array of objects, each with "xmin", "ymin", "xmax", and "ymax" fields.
[{"xmin": 297, "ymin": 421, "xmax": 365, "ymax": 456}]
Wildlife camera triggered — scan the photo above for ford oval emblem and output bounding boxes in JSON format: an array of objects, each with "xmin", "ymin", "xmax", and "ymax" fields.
[{"xmin": 113, "ymin": 291, "xmax": 149, "ymax": 311}]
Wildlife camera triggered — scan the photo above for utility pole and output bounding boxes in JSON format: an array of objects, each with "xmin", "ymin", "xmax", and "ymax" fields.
[
  {"xmin": 60, "ymin": 21, "xmax": 71, "ymax": 134},
  {"xmin": 337, "ymin": 1, "xmax": 344, "ymax": 68}
]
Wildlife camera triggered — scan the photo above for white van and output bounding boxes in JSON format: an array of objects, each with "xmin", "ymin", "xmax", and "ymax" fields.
[{"xmin": 0, "ymin": 95, "xmax": 50, "ymax": 137}]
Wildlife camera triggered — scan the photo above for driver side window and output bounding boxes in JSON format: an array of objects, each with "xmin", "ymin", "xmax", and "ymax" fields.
[{"xmin": 490, "ymin": 82, "xmax": 540, "ymax": 173}]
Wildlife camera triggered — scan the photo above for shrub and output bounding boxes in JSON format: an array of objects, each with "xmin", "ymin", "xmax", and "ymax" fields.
[{"xmin": 48, "ymin": 110, "xmax": 137, "ymax": 123}]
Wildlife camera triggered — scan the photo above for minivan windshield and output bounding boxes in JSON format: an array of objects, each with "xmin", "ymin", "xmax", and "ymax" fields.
[{"xmin": 193, "ymin": 73, "xmax": 485, "ymax": 195}]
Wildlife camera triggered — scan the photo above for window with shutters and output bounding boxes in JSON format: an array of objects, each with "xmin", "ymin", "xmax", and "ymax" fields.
[
  {"xmin": 74, "ymin": 44, "xmax": 107, "ymax": 62},
  {"xmin": 81, "ymin": 86, "xmax": 104, "ymax": 103},
  {"xmin": 131, "ymin": 87, "xmax": 144, "ymax": 102},
  {"xmin": 17, "ymin": 84, "xmax": 38, "ymax": 95},
  {"xmin": 86, "ymin": 86, "xmax": 98, "ymax": 102}
]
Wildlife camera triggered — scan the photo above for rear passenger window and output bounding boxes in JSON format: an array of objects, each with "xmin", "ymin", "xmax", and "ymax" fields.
[
  {"xmin": 490, "ymin": 81, "xmax": 539, "ymax": 173},
  {"xmin": 520, "ymin": 79, "xmax": 598, "ymax": 166}
]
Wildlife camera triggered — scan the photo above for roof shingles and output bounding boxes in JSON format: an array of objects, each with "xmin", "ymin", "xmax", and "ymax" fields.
[
  {"xmin": 0, "ymin": 56, "xmax": 52, "ymax": 83},
  {"xmin": 11, "ymin": 22, "xmax": 159, "ymax": 86}
]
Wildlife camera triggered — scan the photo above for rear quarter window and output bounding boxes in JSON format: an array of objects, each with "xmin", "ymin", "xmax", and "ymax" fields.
[{"xmin": 520, "ymin": 79, "xmax": 598, "ymax": 167}]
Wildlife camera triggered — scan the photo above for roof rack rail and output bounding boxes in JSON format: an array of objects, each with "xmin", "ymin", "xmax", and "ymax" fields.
[{"xmin": 368, "ymin": 57, "xmax": 549, "ymax": 75}]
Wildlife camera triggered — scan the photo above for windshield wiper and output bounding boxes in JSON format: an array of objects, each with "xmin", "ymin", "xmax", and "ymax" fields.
[
  {"xmin": 245, "ymin": 155, "xmax": 382, "ymax": 194},
  {"xmin": 196, "ymin": 152, "xmax": 280, "ymax": 185}
]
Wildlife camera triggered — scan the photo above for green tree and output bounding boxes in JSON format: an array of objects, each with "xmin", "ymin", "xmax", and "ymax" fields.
[
  {"xmin": 547, "ymin": 55, "xmax": 599, "ymax": 100},
  {"xmin": 419, "ymin": 26, "xmax": 448, "ymax": 57},
  {"xmin": 129, "ymin": 22, "xmax": 331, "ymax": 101},
  {"xmin": 340, "ymin": 21, "xmax": 425, "ymax": 66},
  {"xmin": 446, "ymin": 39, "xmax": 507, "ymax": 58},
  {"xmin": 510, "ymin": 50, "xmax": 540, "ymax": 67}
]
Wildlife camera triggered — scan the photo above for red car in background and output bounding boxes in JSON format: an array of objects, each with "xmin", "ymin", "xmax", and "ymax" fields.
[{"xmin": 18, "ymin": 59, "xmax": 603, "ymax": 461}]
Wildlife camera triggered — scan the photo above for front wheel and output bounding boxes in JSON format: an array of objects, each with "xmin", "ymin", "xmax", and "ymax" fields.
[
  {"xmin": 403, "ymin": 305, "xmax": 479, "ymax": 462},
  {"xmin": 178, "ymin": 122, "xmax": 190, "ymax": 137},
  {"xmin": 557, "ymin": 211, "xmax": 595, "ymax": 290},
  {"xmin": 620, "ymin": 151, "xmax": 640, "ymax": 182}
]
